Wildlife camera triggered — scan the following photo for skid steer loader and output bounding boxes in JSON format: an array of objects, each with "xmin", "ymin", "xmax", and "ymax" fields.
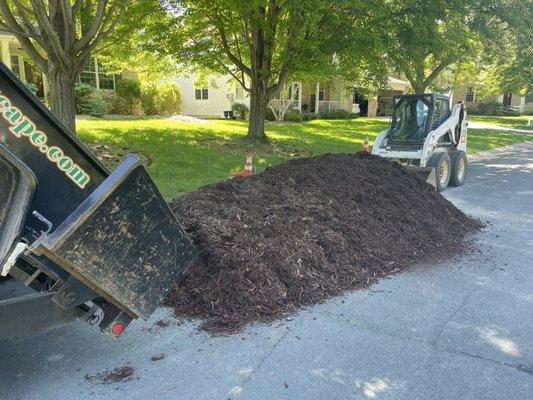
[
  {"xmin": 0, "ymin": 62, "xmax": 196, "ymax": 340},
  {"xmin": 372, "ymin": 93, "xmax": 468, "ymax": 191}
]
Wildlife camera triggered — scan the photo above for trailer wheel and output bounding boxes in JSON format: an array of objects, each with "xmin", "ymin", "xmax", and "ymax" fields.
[
  {"xmin": 449, "ymin": 150, "xmax": 467, "ymax": 186},
  {"xmin": 427, "ymin": 152, "xmax": 451, "ymax": 191}
]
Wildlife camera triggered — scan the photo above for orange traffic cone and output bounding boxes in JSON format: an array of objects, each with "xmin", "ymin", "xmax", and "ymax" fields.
[
  {"xmin": 231, "ymin": 152, "xmax": 255, "ymax": 177},
  {"xmin": 361, "ymin": 135, "xmax": 369, "ymax": 152}
]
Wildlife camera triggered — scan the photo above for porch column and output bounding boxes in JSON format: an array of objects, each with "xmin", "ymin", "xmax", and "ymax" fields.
[
  {"xmin": 315, "ymin": 82, "xmax": 320, "ymax": 114},
  {"xmin": 42, "ymin": 73, "xmax": 49, "ymax": 100},
  {"xmin": 297, "ymin": 82, "xmax": 302, "ymax": 112},
  {"xmin": 340, "ymin": 81, "xmax": 345, "ymax": 111},
  {"xmin": 0, "ymin": 40, "xmax": 11, "ymax": 68}
]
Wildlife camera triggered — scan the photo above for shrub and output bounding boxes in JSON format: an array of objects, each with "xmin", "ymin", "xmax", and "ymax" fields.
[
  {"xmin": 469, "ymin": 101, "xmax": 522, "ymax": 116},
  {"xmin": 83, "ymin": 95, "xmax": 108, "ymax": 117},
  {"xmin": 140, "ymin": 84, "xmax": 158, "ymax": 115},
  {"xmin": 156, "ymin": 82, "xmax": 183, "ymax": 115},
  {"xmin": 116, "ymin": 78, "xmax": 141, "ymax": 112},
  {"xmin": 97, "ymin": 90, "xmax": 129, "ymax": 114},
  {"xmin": 75, "ymin": 83, "xmax": 95, "ymax": 114},
  {"xmin": 231, "ymin": 103, "xmax": 249, "ymax": 119},
  {"xmin": 284, "ymin": 110, "xmax": 303, "ymax": 122},
  {"xmin": 141, "ymin": 82, "xmax": 183, "ymax": 115},
  {"xmin": 25, "ymin": 82, "xmax": 38, "ymax": 94},
  {"xmin": 319, "ymin": 109, "xmax": 357, "ymax": 119},
  {"xmin": 302, "ymin": 113, "xmax": 319, "ymax": 121},
  {"xmin": 265, "ymin": 107, "xmax": 276, "ymax": 121}
]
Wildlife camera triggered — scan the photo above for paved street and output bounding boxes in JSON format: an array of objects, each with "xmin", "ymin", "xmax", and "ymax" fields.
[{"xmin": 1, "ymin": 142, "xmax": 532, "ymax": 400}]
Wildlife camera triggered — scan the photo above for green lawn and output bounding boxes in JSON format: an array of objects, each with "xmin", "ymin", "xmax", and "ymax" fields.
[
  {"xmin": 469, "ymin": 115, "xmax": 532, "ymax": 130},
  {"xmin": 77, "ymin": 116, "xmax": 532, "ymax": 200}
]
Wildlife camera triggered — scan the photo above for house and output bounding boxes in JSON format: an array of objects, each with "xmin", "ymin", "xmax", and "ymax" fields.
[
  {"xmin": 173, "ymin": 73, "xmax": 411, "ymax": 119},
  {"xmin": 0, "ymin": 31, "xmax": 122, "ymax": 99},
  {"xmin": 451, "ymin": 83, "xmax": 533, "ymax": 114}
]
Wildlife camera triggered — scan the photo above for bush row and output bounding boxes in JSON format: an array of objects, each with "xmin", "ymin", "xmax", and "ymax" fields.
[
  {"xmin": 74, "ymin": 78, "xmax": 183, "ymax": 118},
  {"xmin": 469, "ymin": 101, "xmax": 522, "ymax": 116},
  {"xmin": 265, "ymin": 108, "xmax": 358, "ymax": 122}
]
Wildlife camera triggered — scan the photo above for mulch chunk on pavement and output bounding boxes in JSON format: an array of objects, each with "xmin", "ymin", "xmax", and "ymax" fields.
[{"xmin": 166, "ymin": 152, "xmax": 482, "ymax": 333}]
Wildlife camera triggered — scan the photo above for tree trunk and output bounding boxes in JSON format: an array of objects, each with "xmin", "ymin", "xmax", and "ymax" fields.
[
  {"xmin": 247, "ymin": 85, "xmax": 270, "ymax": 144},
  {"xmin": 414, "ymin": 84, "xmax": 426, "ymax": 94},
  {"xmin": 48, "ymin": 63, "xmax": 78, "ymax": 133}
]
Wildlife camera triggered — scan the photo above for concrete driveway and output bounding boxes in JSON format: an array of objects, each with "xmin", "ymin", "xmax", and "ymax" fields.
[{"xmin": 1, "ymin": 143, "xmax": 532, "ymax": 400}]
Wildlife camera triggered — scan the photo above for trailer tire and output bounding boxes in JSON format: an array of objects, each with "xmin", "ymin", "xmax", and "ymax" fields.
[
  {"xmin": 427, "ymin": 152, "xmax": 451, "ymax": 191},
  {"xmin": 449, "ymin": 150, "xmax": 467, "ymax": 187}
]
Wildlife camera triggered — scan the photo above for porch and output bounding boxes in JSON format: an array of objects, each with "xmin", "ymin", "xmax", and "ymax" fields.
[{"xmin": 270, "ymin": 80, "xmax": 350, "ymax": 114}]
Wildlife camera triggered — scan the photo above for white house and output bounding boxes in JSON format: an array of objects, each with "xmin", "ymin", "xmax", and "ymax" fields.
[
  {"xmin": 173, "ymin": 73, "xmax": 411, "ymax": 118},
  {"xmin": 451, "ymin": 83, "xmax": 532, "ymax": 114}
]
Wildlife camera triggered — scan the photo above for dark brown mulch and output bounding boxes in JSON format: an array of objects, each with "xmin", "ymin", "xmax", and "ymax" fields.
[{"xmin": 165, "ymin": 152, "xmax": 482, "ymax": 333}]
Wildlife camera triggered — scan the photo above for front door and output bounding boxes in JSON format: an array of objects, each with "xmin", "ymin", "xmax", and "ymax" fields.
[{"xmin": 503, "ymin": 93, "xmax": 512, "ymax": 107}]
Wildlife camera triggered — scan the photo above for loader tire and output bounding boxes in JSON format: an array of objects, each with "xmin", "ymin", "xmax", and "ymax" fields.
[
  {"xmin": 449, "ymin": 150, "xmax": 467, "ymax": 187},
  {"xmin": 427, "ymin": 152, "xmax": 451, "ymax": 191}
]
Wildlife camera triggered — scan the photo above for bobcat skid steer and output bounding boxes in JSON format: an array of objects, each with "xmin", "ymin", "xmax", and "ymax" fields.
[
  {"xmin": 0, "ymin": 62, "xmax": 196, "ymax": 340},
  {"xmin": 372, "ymin": 93, "xmax": 468, "ymax": 191}
]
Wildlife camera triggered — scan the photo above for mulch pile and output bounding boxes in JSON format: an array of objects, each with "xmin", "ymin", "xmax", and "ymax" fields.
[{"xmin": 165, "ymin": 152, "xmax": 482, "ymax": 333}]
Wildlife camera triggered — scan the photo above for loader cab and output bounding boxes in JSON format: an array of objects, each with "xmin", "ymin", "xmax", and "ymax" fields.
[{"xmin": 387, "ymin": 94, "xmax": 451, "ymax": 148}]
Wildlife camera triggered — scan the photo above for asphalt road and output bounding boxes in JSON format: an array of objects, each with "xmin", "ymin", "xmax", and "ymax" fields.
[{"xmin": 1, "ymin": 142, "xmax": 532, "ymax": 400}]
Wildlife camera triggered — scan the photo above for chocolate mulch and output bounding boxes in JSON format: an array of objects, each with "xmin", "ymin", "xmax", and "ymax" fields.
[{"xmin": 165, "ymin": 152, "xmax": 482, "ymax": 333}]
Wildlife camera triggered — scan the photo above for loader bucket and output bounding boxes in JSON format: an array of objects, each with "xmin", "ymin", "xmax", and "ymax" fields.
[
  {"xmin": 405, "ymin": 165, "xmax": 437, "ymax": 189},
  {"xmin": 33, "ymin": 154, "xmax": 197, "ymax": 319}
]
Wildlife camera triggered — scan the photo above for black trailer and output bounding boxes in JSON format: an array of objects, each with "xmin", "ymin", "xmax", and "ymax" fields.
[{"xmin": 0, "ymin": 62, "xmax": 196, "ymax": 340}]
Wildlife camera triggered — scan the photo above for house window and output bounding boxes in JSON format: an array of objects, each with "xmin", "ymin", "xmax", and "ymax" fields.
[
  {"xmin": 465, "ymin": 86, "xmax": 475, "ymax": 102},
  {"xmin": 319, "ymin": 88, "xmax": 325, "ymax": 101},
  {"xmin": 77, "ymin": 58, "xmax": 118, "ymax": 90},
  {"xmin": 195, "ymin": 88, "xmax": 209, "ymax": 100},
  {"xmin": 79, "ymin": 58, "xmax": 97, "ymax": 87},
  {"xmin": 97, "ymin": 63, "xmax": 116, "ymax": 90},
  {"xmin": 10, "ymin": 55, "xmax": 21, "ymax": 78}
]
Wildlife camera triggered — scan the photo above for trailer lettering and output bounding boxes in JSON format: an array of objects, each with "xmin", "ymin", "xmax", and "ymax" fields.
[
  {"xmin": 68, "ymin": 166, "xmax": 90, "ymax": 188},
  {"xmin": 10, "ymin": 118, "xmax": 36, "ymax": 138},
  {"xmin": 3, "ymin": 107, "xmax": 21, "ymax": 123},
  {"xmin": 0, "ymin": 96, "xmax": 10, "ymax": 109},
  {"xmin": 58, "ymin": 156, "xmax": 73, "ymax": 171},
  {"xmin": 0, "ymin": 91, "xmax": 91, "ymax": 189},
  {"xmin": 47, "ymin": 146, "xmax": 63, "ymax": 162},
  {"xmin": 30, "ymin": 131, "xmax": 47, "ymax": 146}
]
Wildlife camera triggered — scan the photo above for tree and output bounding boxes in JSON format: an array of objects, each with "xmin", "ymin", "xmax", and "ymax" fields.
[
  {"xmin": 380, "ymin": 0, "xmax": 482, "ymax": 94},
  {"xmin": 473, "ymin": 0, "xmax": 532, "ymax": 98},
  {"xmin": 96, "ymin": 0, "xmax": 180, "ymax": 82},
  {"xmin": 0, "ymin": 0, "xmax": 130, "ymax": 131},
  {"xmin": 162, "ymin": 0, "xmax": 365, "ymax": 144}
]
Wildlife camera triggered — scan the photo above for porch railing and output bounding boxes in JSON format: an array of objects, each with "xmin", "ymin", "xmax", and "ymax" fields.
[
  {"xmin": 317, "ymin": 100, "xmax": 342, "ymax": 113},
  {"xmin": 268, "ymin": 98, "xmax": 300, "ymax": 111}
]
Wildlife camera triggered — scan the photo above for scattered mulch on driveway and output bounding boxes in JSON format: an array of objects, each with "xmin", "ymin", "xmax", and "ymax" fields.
[
  {"xmin": 87, "ymin": 143, "xmax": 151, "ymax": 169},
  {"xmin": 85, "ymin": 365, "xmax": 134, "ymax": 384},
  {"xmin": 166, "ymin": 152, "xmax": 482, "ymax": 333}
]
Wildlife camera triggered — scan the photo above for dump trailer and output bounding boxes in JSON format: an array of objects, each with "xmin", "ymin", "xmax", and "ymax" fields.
[
  {"xmin": 0, "ymin": 62, "xmax": 196, "ymax": 340},
  {"xmin": 372, "ymin": 93, "xmax": 468, "ymax": 191}
]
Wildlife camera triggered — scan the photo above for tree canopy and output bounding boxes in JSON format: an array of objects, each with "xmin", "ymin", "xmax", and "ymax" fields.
[{"xmin": 155, "ymin": 0, "xmax": 384, "ymax": 143}]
